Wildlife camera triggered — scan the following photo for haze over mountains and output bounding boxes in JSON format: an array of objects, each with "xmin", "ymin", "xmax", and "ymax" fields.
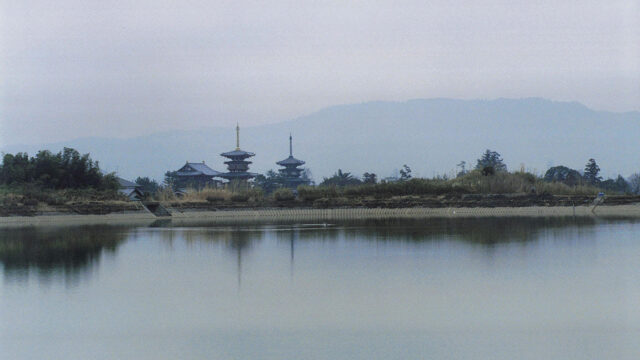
[{"xmin": 3, "ymin": 98, "xmax": 639, "ymax": 183}]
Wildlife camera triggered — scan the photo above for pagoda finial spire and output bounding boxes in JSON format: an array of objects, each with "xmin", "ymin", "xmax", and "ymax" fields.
[
  {"xmin": 236, "ymin": 123, "xmax": 240, "ymax": 150},
  {"xmin": 289, "ymin": 133, "xmax": 293, "ymax": 157}
]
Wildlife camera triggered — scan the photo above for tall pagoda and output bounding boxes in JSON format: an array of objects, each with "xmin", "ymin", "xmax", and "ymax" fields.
[
  {"xmin": 276, "ymin": 134, "xmax": 309, "ymax": 189},
  {"xmin": 220, "ymin": 124, "xmax": 257, "ymax": 182}
]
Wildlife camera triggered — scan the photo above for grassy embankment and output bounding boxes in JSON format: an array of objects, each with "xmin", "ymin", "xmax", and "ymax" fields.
[
  {"xmin": 154, "ymin": 171, "xmax": 630, "ymax": 210},
  {"xmin": 0, "ymin": 186, "xmax": 136, "ymax": 216},
  {"xmin": 2, "ymin": 170, "xmax": 637, "ymax": 217}
]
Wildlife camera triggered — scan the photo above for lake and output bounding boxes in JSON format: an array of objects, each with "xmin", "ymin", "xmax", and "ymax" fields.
[{"xmin": 1, "ymin": 217, "xmax": 640, "ymax": 359}]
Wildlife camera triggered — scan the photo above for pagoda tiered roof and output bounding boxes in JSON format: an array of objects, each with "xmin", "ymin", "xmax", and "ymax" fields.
[
  {"xmin": 220, "ymin": 149, "xmax": 255, "ymax": 158},
  {"xmin": 219, "ymin": 124, "xmax": 256, "ymax": 180},
  {"xmin": 276, "ymin": 156, "xmax": 305, "ymax": 166},
  {"xmin": 276, "ymin": 134, "xmax": 310, "ymax": 188},
  {"xmin": 219, "ymin": 171, "xmax": 259, "ymax": 179}
]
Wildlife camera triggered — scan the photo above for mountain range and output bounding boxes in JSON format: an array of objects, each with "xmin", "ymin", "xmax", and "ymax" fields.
[{"xmin": 3, "ymin": 98, "xmax": 639, "ymax": 183}]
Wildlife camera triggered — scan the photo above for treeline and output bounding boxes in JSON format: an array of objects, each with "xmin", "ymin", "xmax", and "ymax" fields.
[
  {"xmin": 306, "ymin": 150, "xmax": 640, "ymax": 196},
  {"xmin": 0, "ymin": 148, "xmax": 118, "ymax": 190}
]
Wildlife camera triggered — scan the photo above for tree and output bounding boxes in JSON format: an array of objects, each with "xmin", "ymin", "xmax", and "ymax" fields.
[
  {"xmin": 0, "ymin": 148, "xmax": 115, "ymax": 190},
  {"xmin": 543, "ymin": 165, "xmax": 583, "ymax": 186},
  {"xmin": 600, "ymin": 175, "xmax": 629, "ymax": 193},
  {"xmin": 362, "ymin": 172, "xmax": 377, "ymax": 184},
  {"xmin": 320, "ymin": 169, "xmax": 362, "ymax": 187},
  {"xmin": 583, "ymin": 158, "xmax": 602, "ymax": 185},
  {"xmin": 475, "ymin": 150, "xmax": 507, "ymax": 172},
  {"xmin": 399, "ymin": 165, "xmax": 412, "ymax": 181},
  {"xmin": 301, "ymin": 168, "xmax": 314, "ymax": 185},
  {"xmin": 163, "ymin": 171, "xmax": 180, "ymax": 191},
  {"xmin": 456, "ymin": 161, "xmax": 467, "ymax": 178},
  {"xmin": 629, "ymin": 173, "xmax": 640, "ymax": 194},
  {"xmin": 254, "ymin": 170, "xmax": 286, "ymax": 193},
  {"xmin": 135, "ymin": 177, "xmax": 159, "ymax": 194}
]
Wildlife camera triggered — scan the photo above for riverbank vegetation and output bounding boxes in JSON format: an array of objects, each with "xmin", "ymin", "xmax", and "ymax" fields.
[
  {"xmin": 110, "ymin": 149, "xmax": 640, "ymax": 205},
  {"xmin": 0, "ymin": 148, "xmax": 124, "ymax": 207},
  {"xmin": 2, "ymin": 147, "xmax": 639, "ymax": 212}
]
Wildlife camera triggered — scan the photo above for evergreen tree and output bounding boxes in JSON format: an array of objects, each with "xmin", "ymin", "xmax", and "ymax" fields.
[
  {"xmin": 320, "ymin": 169, "xmax": 362, "ymax": 187},
  {"xmin": 0, "ymin": 148, "xmax": 116, "ymax": 190},
  {"xmin": 583, "ymin": 158, "xmax": 602, "ymax": 185},
  {"xmin": 600, "ymin": 175, "xmax": 629, "ymax": 193},
  {"xmin": 456, "ymin": 161, "xmax": 467, "ymax": 178},
  {"xmin": 399, "ymin": 165, "xmax": 412, "ymax": 181},
  {"xmin": 475, "ymin": 150, "xmax": 507, "ymax": 172},
  {"xmin": 301, "ymin": 168, "xmax": 314, "ymax": 185},
  {"xmin": 543, "ymin": 165, "xmax": 583, "ymax": 186},
  {"xmin": 254, "ymin": 170, "xmax": 286, "ymax": 193},
  {"xmin": 629, "ymin": 173, "xmax": 640, "ymax": 194},
  {"xmin": 135, "ymin": 177, "xmax": 159, "ymax": 194},
  {"xmin": 362, "ymin": 172, "xmax": 377, "ymax": 184}
]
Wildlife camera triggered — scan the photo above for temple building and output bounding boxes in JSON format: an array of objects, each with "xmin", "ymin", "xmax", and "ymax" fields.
[
  {"xmin": 174, "ymin": 161, "xmax": 223, "ymax": 189},
  {"xmin": 220, "ymin": 124, "xmax": 257, "ymax": 182},
  {"xmin": 276, "ymin": 134, "xmax": 310, "ymax": 189}
]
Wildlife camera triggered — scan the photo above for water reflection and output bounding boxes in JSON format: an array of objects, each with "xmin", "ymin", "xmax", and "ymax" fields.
[
  {"xmin": 2, "ymin": 216, "xmax": 637, "ymax": 285},
  {"xmin": 150, "ymin": 226, "xmax": 263, "ymax": 288},
  {"xmin": 266, "ymin": 216, "xmax": 631, "ymax": 245},
  {"xmin": 0, "ymin": 225, "xmax": 130, "ymax": 284}
]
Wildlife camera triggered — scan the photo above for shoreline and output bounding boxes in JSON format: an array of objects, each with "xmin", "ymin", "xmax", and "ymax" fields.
[{"xmin": 2, "ymin": 205, "xmax": 640, "ymax": 227}]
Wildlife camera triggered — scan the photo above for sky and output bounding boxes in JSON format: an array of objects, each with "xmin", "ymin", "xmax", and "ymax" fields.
[{"xmin": 1, "ymin": 0, "xmax": 639, "ymax": 146}]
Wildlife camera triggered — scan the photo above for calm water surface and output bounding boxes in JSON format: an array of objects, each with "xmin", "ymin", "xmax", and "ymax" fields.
[{"xmin": 1, "ymin": 217, "xmax": 640, "ymax": 359}]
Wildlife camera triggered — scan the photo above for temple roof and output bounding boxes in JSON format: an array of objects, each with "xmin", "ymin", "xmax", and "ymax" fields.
[
  {"xmin": 276, "ymin": 155, "xmax": 305, "ymax": 166},
  {"xmin": 219, "ymin": 171, "xmax": 258, "ymax": 179},
  {"xmin": 220, "ymin": 149, "xmax": 255, "ymax": 158},
  {"xmin": 176, "ymin": 162, "xmax": 221, "ymax": 176},
  {"xmin": 117, "ymin": 177, "xmax": 139, "ymax": 188}
]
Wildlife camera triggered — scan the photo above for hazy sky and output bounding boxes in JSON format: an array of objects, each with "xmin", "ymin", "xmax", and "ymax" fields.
[{"xmin": 1, "ymin": 0, "xmax": 639, "ymax": 145}]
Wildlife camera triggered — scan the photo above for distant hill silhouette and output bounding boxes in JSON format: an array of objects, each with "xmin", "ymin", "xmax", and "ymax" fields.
[{"xmin": 3, "ymin": 98, "xmax": 639, "ymax": 182}]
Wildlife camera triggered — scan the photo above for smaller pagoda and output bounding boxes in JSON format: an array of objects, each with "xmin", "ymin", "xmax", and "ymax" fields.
[
  {"xmin": 220, "ymin": 124, "xmax": 257, "ymax": 182},
  {"xmin": 276, "ymin": 134, "xmax": 309, "ymax": 189}
]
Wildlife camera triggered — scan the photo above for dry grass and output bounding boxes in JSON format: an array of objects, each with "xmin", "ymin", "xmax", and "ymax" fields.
[
  {"xmin": 534, "ymin": 182, "xmax": 600, "ymax": 195},
  {"xmin": 154, "ymin": 187, "xmax": 232, "ymax": 202},
  {"xmin": 182, "ymin": 188, "xmax": 232, "ymax": 202},
  {"xmin": 154, "ymin": 187, "xmax": 269, "ymax": 204},
  {"xmin": 154, "ymin": 187, "xmax": 178, "ymax": 201},
  {"xmin": 0, "ymin": 185, "xmax": 126, "ymax": 205},
  {"xmin": 450, "ymin": 171, "xmax": 536, "ymax": 194}
]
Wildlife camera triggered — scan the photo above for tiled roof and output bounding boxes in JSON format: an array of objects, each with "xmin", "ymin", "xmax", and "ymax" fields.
[
  {"xmin": 220, "ymin": 150, "xmax": 255, "ymax": 158},
  {"xmin": 276, "ymin": 156, "xmax": 305, "ymax": 166},
  {"xmin": 219, "ymin": 171, "xmax": 258, "ymax": 179},
  {"xmin": 177, "ymin": 162, "xmax": 221, "ymax": 176},
  {"xmin": 117, "ymin": 177, "xmax": 138, "ymax": 188}
]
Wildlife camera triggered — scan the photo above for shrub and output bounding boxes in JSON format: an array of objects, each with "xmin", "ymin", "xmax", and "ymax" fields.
[
  {"xmin": 273, "ymin": 188, "xmax": 295, "ymax": 201},
  {"xmin": 23, "ymin": 198, "xmax": 38, "ymax": 206},
  {"xmin": 246, "ymin": 188, "xmax": 264, "ymax": 202},
  {"xmin": 313, "ymin": 198, "xmax": 330, "ymax": 208},
  {"xmin": 298, "ymin": 185, "xmax": 338, "ymax": 201},
  {"xmin": 180, "ymin": 187, "xmax": 230, "ymax": 202},
  {"xmin": 206, "ymin": 194, "xmax": 225, "ymax": 202},
  {"xmin": 154, "ymin": 187, "xmax": 177, "ymax": 201},
  {"xmin": 481, "ymin": 166, "xmax": 495, "ymax": 176},
  {"xmin": 46, "ymin": 194, "xmax": 66, "ymax": 206},
  {"xmin": 534, "ymin": 181, "xmax": 600, "ymax": 195},
  {"xmin": 230, "ymin": 193, "xmax": 249, "ymax": 202}
]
